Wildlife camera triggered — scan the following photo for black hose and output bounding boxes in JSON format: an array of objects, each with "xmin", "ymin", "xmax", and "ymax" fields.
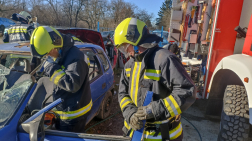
[{"xmin": 181, "ymin": 116, "xmax": 202, "ymax": 141}]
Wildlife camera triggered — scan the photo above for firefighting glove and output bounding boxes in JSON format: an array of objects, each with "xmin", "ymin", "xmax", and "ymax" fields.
[
  {"xmin": 43, "ymin": 57, "xmax": 55, "ymax": 68},
  {"xmin": 38, "ymin": 56, "xmax": 59, "ymax": 74},
  {"xmin": 45, "ymin": 56, "xmax": 60, "ymax": 68},
  {"xmin": 135, "ymin": 104, "xmax": 154, "ymax": 120},
  {"xmin": 130, "ymin": 113, "xmax": 143, "ymax": 130}
]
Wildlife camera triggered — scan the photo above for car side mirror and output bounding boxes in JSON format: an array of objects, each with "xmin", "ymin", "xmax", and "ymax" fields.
[
  {"xmin": 19, "ymin": 98, "xmax": 62, "ymax": 141},
  {"xmin": 20, "ymin": 114, "xmax": 45, "ymax": 141}
]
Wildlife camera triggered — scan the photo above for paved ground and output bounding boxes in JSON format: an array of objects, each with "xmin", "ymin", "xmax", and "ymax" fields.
[
  {"xmin": 85, "ymin": 69, "xmax": 221, "ymax": 141},
  {"xmin": 85, "ymin": 69, "xmax": 124, "ymax": 135},
  {"xmin": 181, "ymin": 100, "xmax": 220, "ymax": 141}
]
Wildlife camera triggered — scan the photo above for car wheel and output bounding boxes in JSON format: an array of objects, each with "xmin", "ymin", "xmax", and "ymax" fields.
[
  {"xmin": 96, "ymin": 91, "xmax": 113, "ymax": 119},
  {"xmin": 218, "ymin": 85, "xmax": 251, "ymax": 141}
]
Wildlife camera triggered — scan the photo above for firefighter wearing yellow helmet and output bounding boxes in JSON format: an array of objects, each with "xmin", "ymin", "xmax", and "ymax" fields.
[
  {"xmin": 3, "ymin": 11, "xmax": 34, "ymax": 43},
  {"xmin": 115, "ymin": 18, "xmax": 196, "ymax": 141},
  {"xmin": 29, "ymin": 26, "xmax": 92, "ymax": 132}
]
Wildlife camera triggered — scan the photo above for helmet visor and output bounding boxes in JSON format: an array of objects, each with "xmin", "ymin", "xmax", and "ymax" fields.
[
  {"xmin": 117, "ymin": 43, "xmax": 130, "ymax": 56},
  {"xmin": 48, "ymin": 32, "xmax": 62, "ymax": 46}
]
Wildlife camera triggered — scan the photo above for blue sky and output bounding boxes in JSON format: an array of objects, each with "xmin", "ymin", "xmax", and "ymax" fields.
[{"xmin": 124, "ymin": 0, "xmax": 164, "ymax": 19}]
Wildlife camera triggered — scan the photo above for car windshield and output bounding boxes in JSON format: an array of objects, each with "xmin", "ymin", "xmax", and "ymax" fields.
[
  {"xmin": 0, "ymin": 61, "xmax": 33, "ymax": 128},
  {"xmin": 101, "ymin": 32, "xmax": 110, "ymax": 37},
  {"xmin": 0, "ymin": 54, "xmax": 32, "ymax": 71},
  {"xmin": 109, "ymin": 31, "xmax": 114, "ymax": 37},
  {"xmin": 153, "ymin": 31, "xmax": 169, "ymax": 40}
]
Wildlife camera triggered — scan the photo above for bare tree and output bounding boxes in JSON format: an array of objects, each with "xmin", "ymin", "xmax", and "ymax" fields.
[
  {"xmin": 109, "ymin": 0, "xmax": 135, "ymax": 26},
  {"xmin": 44, "ymin": 0, "xmax": 61, "ymax": 25},
  {"xmin": 135, "ymin": 9, "xmax": 154, "ymax": 29},
  {"xmin": 63, "ymin": 0, "xmax": 87, "ymax": 27},
  {"xmin": 79, "ymin": 0, "xmax": 108, "ymax": 30},
  {"xmin": 0, "ymin": 0, "xmax": 154, "ymax": 30},
  {"xmin": 63, "ymin": 0, "xmax": 74, "ymax": 26},
  {"xmin": 0, "ymin": 0, "xmax": 21, "ymax": 17}
]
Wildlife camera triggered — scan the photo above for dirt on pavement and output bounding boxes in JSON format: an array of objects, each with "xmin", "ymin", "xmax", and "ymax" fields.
[{"xmin": 85, "ymin": 69, "xmax": 124, "ymax": 136}]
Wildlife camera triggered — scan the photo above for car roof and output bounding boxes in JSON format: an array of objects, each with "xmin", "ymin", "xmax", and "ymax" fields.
[
  {"xmin": 60, "ymin": 27, "xmax": 101, "ymax": 33},
  {"xmin": 153, "ymin": 30, "xmax": 169, "ymax": 33},
  {"xmin": 0, "ymin": 42, "xmax": 104, "ymax": 54},
  {"xmin": 57, "ymin": 28, "xmax": 105, "ymax": 50},
  {"xmin": 75, "ymin": 43, "xmax": 104, "ymax": 51},
  {"xmin": 0, "ymin": 42, "xmax": 31, "ymax": 53}
]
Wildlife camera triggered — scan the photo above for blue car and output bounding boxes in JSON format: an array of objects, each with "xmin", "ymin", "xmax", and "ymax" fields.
[
  {"xmin": 0, "ymin": 29, "xmax": 129, "ymax": 141},
  {"xmin": 0, "ymin": 17, "xmax": 16, "ymax": 33},
  {"xmin": 153, "ymin": 30, "xmax": 169, "ymax": 47}
]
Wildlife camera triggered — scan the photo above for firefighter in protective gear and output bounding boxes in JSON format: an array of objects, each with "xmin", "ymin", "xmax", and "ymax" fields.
[
  {"xmin": 3, "ymin": 11, "xmax": 34, "ymax": 43},
  {"xmin": 29, "ymin": 26, "xmax": 92, "ymax": 132},
  {"xmin": 115, "ymin": 18, "xmax": 196, "ymax": 141}
]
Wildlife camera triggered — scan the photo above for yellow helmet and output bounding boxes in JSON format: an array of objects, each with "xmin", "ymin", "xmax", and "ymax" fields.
[
  {"xmin": 19, "ymin": 11, "xmax": 32, "ymax": 23},
  {"xmin": 30, "ymin": 26, "xmax": 63, "ymax": 57},
  {"xmin": 114, "ymin": 18, "xmax": 147, "ymax": 47}
]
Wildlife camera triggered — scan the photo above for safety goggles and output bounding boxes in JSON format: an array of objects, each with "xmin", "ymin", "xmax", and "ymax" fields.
[{"xmin": 116, "ymin": 43, "xmax": 131, "ymax": 57}]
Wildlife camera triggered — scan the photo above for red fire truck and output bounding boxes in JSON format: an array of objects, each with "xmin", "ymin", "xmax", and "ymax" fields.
[{"xmin": 169, "ymin": 0, "xmax": 252, "ymax": 140}]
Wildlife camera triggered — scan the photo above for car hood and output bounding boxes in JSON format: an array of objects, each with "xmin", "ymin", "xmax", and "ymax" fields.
[
  {"xmin": 57, "ymin": 28, "xmax": 105, "ymax": 50},
  {"xmin": 0, "ymin": 18, "xmax": 15, "ymax": 27}
]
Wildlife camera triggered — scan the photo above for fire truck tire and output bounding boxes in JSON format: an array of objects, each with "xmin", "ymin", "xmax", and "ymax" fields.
[
  {"xmin": 218, "ymin": 85, "xmax": 251, "ymax": 141},
  {"xmin": 96, "ymin": 91, "xmax": 113, "ymax": 119}
]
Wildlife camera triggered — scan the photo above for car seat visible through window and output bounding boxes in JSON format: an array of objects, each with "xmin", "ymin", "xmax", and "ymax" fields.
[{"xmin": 10, "ymin": 58, "xmax": 31, "ymax": 73}]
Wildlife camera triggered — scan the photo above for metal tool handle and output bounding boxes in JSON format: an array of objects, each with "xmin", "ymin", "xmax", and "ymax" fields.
[{"xmin": 30, "ymin": 56, "xmax": 46, "ymax": 76}]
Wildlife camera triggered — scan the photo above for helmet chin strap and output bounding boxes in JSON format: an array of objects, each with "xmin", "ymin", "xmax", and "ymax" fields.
[{"xmin": 128, "ymin": 46, "xmax": 139, "ymax": 59}]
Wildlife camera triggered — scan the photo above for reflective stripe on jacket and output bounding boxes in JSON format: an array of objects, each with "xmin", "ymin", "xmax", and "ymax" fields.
[
  {"xmin": 3, "ymin": 24, "xmax": 34, "ymax": 43},
  {"xmin": 44, "ymin": 34, "xmax": 92, "ymax": 126},
  {"xmin": 54, "ymin": 99, "xmax": 92, "ymax": 120},
  {"xmin": 118, "ymin": 46, "xmax": 196, "ymax": 140}
]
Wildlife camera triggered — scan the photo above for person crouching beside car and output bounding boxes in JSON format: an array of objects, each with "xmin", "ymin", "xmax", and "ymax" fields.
[{"xmin": 29, "ymin": 26, "xmax": 92, "ymax": 132}]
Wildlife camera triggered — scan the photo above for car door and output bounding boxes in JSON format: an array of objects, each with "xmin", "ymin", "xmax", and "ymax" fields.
[
  {"xmin": 0, "ymin": 63, "xmax": 36, "ymax": 141},
  {"xmin": 17, "ymin": 99, "xmax": 130, "ymax": 141},
  {"xmin": 79, "ymin": 48, "xmax": 107, "ymax": 122},
  {"xmin": 96, "ymin": 48, "xmax": 113, "ymax": 93}
]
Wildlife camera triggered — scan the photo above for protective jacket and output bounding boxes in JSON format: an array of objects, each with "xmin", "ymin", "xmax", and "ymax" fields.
[
  {"xmin": 44, "ymin": 34, "xmax": 92, "ymax": 129},
  {"xmin": 118, "ymin": 46, "xmax": 196, "ymax": 140},
  {"xmin": 3, "ymin": 23, "xmax": 34, "ymax": 43}
]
